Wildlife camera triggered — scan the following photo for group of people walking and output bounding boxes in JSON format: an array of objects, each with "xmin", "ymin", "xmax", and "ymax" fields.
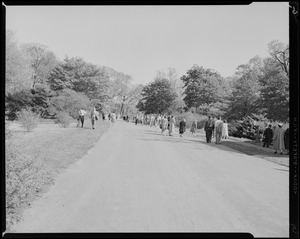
[
  {"xmin": 204, "ymin": 116, "xmax": 229, "ymax": 144},
  {"xmin": 77, "ymin": 107, "xmax": 100, "ymax": 129},
  {"xmin": 262, "ymin": 123, "xmax": 289, "ymax": 155}
]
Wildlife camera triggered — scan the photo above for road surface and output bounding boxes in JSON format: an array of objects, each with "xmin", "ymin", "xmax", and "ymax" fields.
[{"xmin": 12, "ymin": 120, "xmax": 289, "ymax": 237}]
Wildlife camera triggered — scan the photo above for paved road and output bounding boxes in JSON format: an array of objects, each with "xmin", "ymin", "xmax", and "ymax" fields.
[{"xmin": 12, "ymin": 121, "xmax": 289, "ymax": 237}]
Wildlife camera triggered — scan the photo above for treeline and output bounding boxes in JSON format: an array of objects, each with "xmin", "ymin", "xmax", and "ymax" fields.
[
  {"xmin": 137, "ymin": 40, "xmax": 289, "ymax": 124},
  {"xmin": 5, "ymin": 29, "xmax": 144, "ymax": 122}
]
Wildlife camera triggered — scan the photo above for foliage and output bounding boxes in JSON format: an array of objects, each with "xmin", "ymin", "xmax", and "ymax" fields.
[
  {"xmin": 49, "ymin": 89, "xmax": 91, "ymax": 119},
  {"xmin": 174, "ymin": 111, "xmax": 207, "ymax": 129},
  {"xmin": 16, "ymin": 108, "xmax": 40, "ymax": 132},
  {"xmin": 6, "ymin": 30, "xmax": 33, "ymax": 95},
  {"xmin": 47, "ymin": 57, "xmax": 110, "ymax": 101},
  {"xmin": 181, "ymin": 65, "xmax": 226, "ymax": 109},
  {"xmin": 54, "ymin": 111, "xmax": 73, "ymax": 128},
  {"xmin": 257, "ymin": 58, "xmax": 289, "ymax": 122},
  {"xmin": 267, "ymin": 40, "xmax": 289, "ymax": 77},
  {"xmin": 21, "ymin": 43, "xmax": 59, "ymax": 89},
  {"xmin": 5, "ymin": 89, "xmax": 35, "ymax": 120},
  {"xmin": 137, "ymin": 78, "xmax": 177, "ymax": 114},
  {"xmin": 224, "ymin": 58, "xmax": 263, "ymax": 120}
]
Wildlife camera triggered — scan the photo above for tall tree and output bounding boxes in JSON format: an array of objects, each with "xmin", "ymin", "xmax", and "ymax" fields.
[
  {"xmin": 267, "ymin": 40, "xmax": 289, "ymax": 77},
  {"xmin": 257, "ymin": 57, "xmax": 289, "ymax": 121},
  {"xmin": 225, "ymin": 60, "xmax": 262, "ymax": 120},
  {"xmin": 181, "ymin": 65, "xmax": 226, "ymax": 109},
  {"xmin": 21, "ymin": 43, "xmax": 58, "ymax": 89},
  {"xmin": 47, "ymin": 57, "xmax": 110, "ymax": 101},
  {"xmin": 5, "ymin": 30, "xmax": 33, "ymax": 95},
  {"xmin": 137, "ymin": 78, "xmax": 177, "ymax": 114}
]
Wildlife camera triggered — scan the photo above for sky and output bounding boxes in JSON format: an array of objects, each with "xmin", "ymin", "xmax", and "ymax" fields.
[{"xmin": 6, "ymin": 3, "xmax": 289, "ymax": 85}]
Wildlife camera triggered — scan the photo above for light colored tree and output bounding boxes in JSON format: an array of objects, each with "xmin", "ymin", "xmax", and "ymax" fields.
[{"xmin": 5, "ymin": 30, "xmax": 33, "ymax": 95}]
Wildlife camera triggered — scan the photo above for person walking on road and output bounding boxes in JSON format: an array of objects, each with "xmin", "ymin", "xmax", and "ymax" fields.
[
  {"xmin": 262, "ymin": 124, "xmax": 274, "ymax": 148},
  {"xmin": 169, "ymin": 116, "xmax": 176, "ymax": 136},
  {"xmin": 190, "ymin": 120, "xmax": 197, "ymax": 137},
  {"xmin": 222, "ymin": 119, "xmax": 229, "ymax": 139},
  {"xmin": 77, "ymin": 108, "xmax": 87, "ymax": 128},
  {"xmin": 204, "ymin": 116, "xmax": 214, "ymax": 143},
  {"xmin": 215, "ymin": 117, "xmax": 224, "ymax": 144},
  {"xmin": 179, "ymin": 118, "xmax": 186, "ymax": 137},
  {"xmin": 161, "ymin": 116, "xmax": 168, "ymax": 135},
  {"xmin": 273, "ymin": 123, "xmax": 285, "ymax": 154},
  {"xmin": 111, "ymin": 112, "xmax": 116, "ymax": 124},
  {"xmin": 90, "ymin": 107, "xmax": 99, "ymax": 129}
]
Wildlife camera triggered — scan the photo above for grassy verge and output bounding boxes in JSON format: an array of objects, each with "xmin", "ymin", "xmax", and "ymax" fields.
[
  {"xmin": 221, "ymin": 141, "xmax": 289, "ymax": 167},
  {"xmin": 5, "ymin": 119, "xmax": 110, "ymax": 232}
]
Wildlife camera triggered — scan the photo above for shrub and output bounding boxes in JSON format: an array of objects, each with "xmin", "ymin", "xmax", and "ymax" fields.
[
  {"xmin": 174, "ymin": 112, "xmax": 207, "ymax": 129},
  {"xmin": 54, "ymin": 111, "xmax": 73, "ymax": 128},
  {"xmin": 5, "ymin": 134, "xmax": 45, "ymax": 231},
  {"xmin": 49, "ymin": 89, "xmax": 91, "ymax": 119},
  {"xmin": 16, "ymin": 108, "xmax": 40, "ymax": 132}
]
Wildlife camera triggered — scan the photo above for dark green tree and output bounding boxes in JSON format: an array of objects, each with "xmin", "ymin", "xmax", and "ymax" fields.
[
  {"xmin": 181, "ymin": 65, "xmax": 226, "ymax": 109},
  {"xmin": 137, "ymin": 78, "xmax": 177, "ymax": 114}
]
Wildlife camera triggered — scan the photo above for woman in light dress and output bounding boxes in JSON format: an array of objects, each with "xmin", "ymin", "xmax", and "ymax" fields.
[
  {"xmin": 222, "ymin": 119, "xmax": 229, "ymax": 139},
  {"xmin": 169, "ymin": 116, "xmax": 176, "ymax": 136},
  {"xmin": 273, "ymin": 123, "xmax": 285, "ymax": 154},
  {"xmin": 190, "ymin": 120, "xmax": 197, "ymax": 137}
]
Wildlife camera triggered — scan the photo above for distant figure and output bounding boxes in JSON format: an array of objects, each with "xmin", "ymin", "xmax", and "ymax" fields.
[
  {"xmin": 77, "ymin": 108, "xmax": 87, "ymax": 128},
  {"xmin": 222, "ymin": 119, "xmax": 229, "ymax": 139},
  {"xmin": 169, "ymin": 116, "xmax": 176, "ymax": 136},
  {"xmin": 155, "ymin": 115, "xmax": 161, "ymax": 131},
  {"xmin": 190, "ymin": 120, "xmax": 197, "ymax": 137},
  {"xmin": 111, "ymin": 112, "xmax": 116, "ymax": 124},
  {"xmin": 179, "ymin": 118, "xmax": 186, "ymax": 137},
  {"xmin": 167, "ymin": 116, "xmax": 171, "ymax": 131},
  {"xmin": 273, "ymin": 123, "xmax": 285, "ymax": 154},
  {"xmin": 215, "ymin": 117, "xmax": 224, "ymax": 144},
  {"xmin": 102, "ymin": 113, "xmax": 105, "ymax": 120},
  {"xmin": 161, "ymin": 116, "xmax": 168, "ymax": 135},
  {"xmin": 263, "ymin": 124, "xmax": 273, "ymax": 148},
  {"xmin": 150, "ymin": 115, "xmax": 155, "ymax": 127},
  {"xmin": 284, "ymin": 127, "xmax": 289, "ymax": 155},
  {"xmin": 90, "ymin": 107, "xmax": 99, "ymax": 129},
  {"xmin": 204, "ymin": 116, "xmax": 214, "ymax": 143},
  {"xmin": 108, "ymin": 113, "xmax": 111, "ymax": 121},
  {"xmin": 135, "ymin": 115, "xmax": 138, "ymax": 125}
]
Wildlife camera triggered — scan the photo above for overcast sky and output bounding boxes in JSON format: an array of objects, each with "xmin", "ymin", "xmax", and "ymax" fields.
[{"xmin": 6, "ymin": 3, "xmax": 289, "ymax": 85}]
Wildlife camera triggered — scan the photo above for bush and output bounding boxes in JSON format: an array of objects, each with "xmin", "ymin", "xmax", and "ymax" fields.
[
  {"xmin": 174, "ymin": 112, "xmax": 207, "ymax": 129},
  {"xmin": 5, "ymin": 134, "xmax": 45, "ymax": 231},
  {"xmin": 16, "ymin": 108, "xmax": 40, "ymax": 132},
  {"xmin": 49, "ymin": 89, "xmax": 91, "ymax": 119},
  {"xmin": 54, "ymin": 111, "xmax": 73, "ymax": 128}
]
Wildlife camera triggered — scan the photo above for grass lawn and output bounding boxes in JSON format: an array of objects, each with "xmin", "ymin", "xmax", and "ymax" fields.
[{"xmin": 5, "ymin": 118, "xmax": 111, "ymax": 231}]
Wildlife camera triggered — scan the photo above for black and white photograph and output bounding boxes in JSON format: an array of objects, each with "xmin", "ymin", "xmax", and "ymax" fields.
[{"xmin": 3, "ymin": 2, "xmax": 298, "ymax": 238}]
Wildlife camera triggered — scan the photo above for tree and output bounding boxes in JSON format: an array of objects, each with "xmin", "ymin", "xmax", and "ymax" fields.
[
  {"xmin": 5, "ymin": 30, "xmax": 33, "ymax": 95},
  {"xmin": 257, "ymin": 57, "xmax": 289, "ymax": 121},
  {"xmin": 156, "ymin": 68, "xmax": 186, "ymax": 113},
  {"xmin": 21, "ymin": 43, "xmax": 58, "ymax": 89},
  {"xmin": 47, "ymin": 57, "xmax": 110, "ymax": 101},
  {"xmin": 137, "ymin": 78, "xmax": 177, "ymax": 114},
  {"xmin": 48, "ymin": 89, "xmax": 91, "ymax": 119},
  {"xmin": 225, "ymin": 61, "xmax": 262, "ymax": 120},
  {"xmin": 268, "ymin": 40, "xmax": 289, "ymax": 77},
  {"xmin": 181, "ymin": 65, "xmax": 226, "ymax": 109}
]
